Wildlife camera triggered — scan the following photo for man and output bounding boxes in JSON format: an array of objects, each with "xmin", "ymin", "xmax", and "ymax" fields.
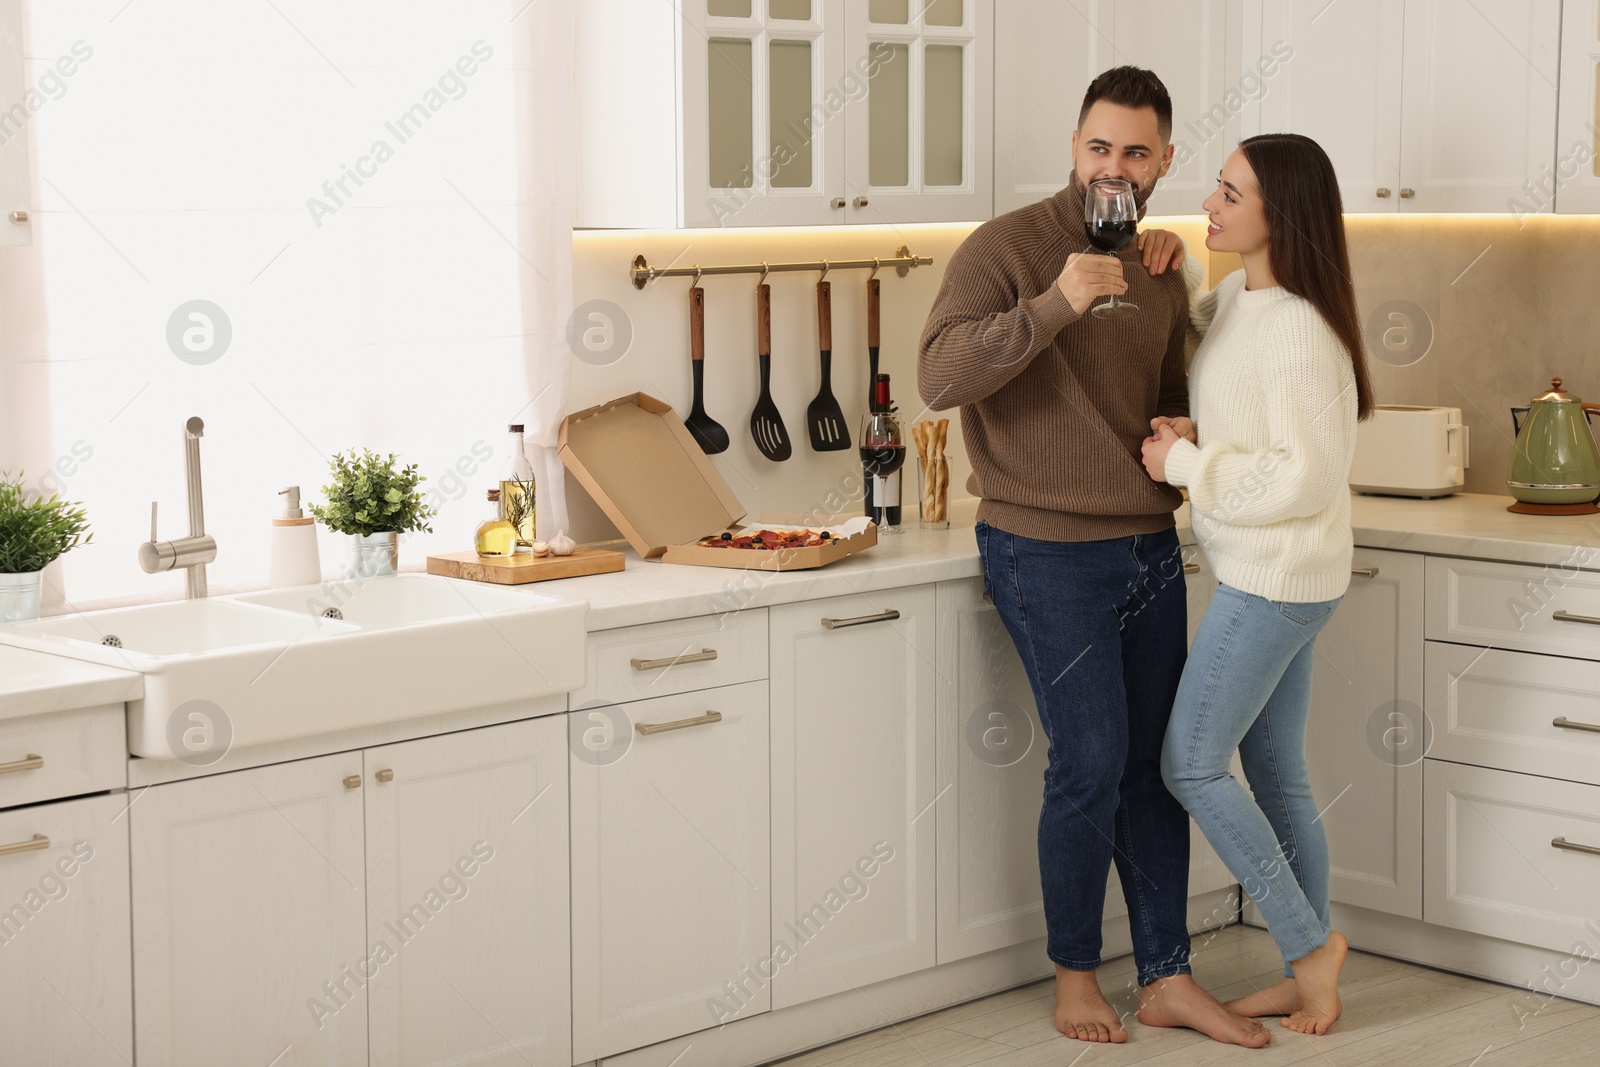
[{"xmin": 918, "ymin": 66, "xmax": 1268, "ymax": 1049}]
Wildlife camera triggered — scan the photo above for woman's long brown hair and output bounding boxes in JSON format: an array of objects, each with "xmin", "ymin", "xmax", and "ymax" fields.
[{"xmin": 1239, "ymin": 133, "xmax": 1374, "ymax": 420}]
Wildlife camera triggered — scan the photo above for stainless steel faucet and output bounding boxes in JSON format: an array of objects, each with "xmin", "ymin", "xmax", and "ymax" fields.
[{"xmin": 138, "ymin": 416, "xmax": 217, "ymax": 598}]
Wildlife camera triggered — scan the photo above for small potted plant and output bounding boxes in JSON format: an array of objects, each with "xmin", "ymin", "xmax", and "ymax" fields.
[
  {"xmin": 309, "ymin": 450, "xmax": 436, "ymax": 578},
  {"xmin": 0, "ymin": 472, "xmax": 92, "ymax": 622}
]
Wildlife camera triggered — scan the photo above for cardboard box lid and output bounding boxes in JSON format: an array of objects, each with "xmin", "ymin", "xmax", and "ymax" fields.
[{"xmin": 558, "ymin": 393, "xmax": 747, "ymax": 560}]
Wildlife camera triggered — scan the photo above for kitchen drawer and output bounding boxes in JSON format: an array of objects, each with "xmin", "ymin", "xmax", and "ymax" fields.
[
  {"xmin": 0, "ymin": 704, "xmax": 125, "ymax": 810},
  {"xmin": 1423, "ymin": 759, "xmax": 1600, "ymax": 955},
  {"xmin": 1426, "ymin": 642, "xmax": 1600, "ymax": 787},
  {"xmin": 1426, "ymin": 556, "xmax": 1600, "ymax": 661},
  {"xmin": 573, "ymin": 609, "xmax": 767, "ymax": 707}
]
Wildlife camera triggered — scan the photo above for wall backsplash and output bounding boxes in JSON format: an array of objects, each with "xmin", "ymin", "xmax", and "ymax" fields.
[{"xmin": 568, "ymin": 211, "xmax": 1600, "ymax": 547}]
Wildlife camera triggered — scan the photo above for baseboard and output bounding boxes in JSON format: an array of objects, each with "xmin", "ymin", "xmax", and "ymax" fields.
[
  {"xmin": 594, "ymin": 887, "xmax": 1241, "ymax": 1067},
  {"xmin": 1241, "ymin": 899, "xmax": 1600, "ymax": 1008}
]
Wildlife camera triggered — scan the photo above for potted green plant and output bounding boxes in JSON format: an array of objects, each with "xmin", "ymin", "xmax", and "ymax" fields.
[
  {"xmin": 0, "ymin": 472, "xmax": 92, "ymax": 622},
  {"xmin": 308, "ymin": 450, "xmax": 437, "ymax": 578}
]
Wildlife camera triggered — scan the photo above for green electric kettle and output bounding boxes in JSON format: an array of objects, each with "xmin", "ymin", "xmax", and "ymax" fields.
[{"xmin": 1508, "ymin": 377, "xmax": 1600, "ymax": 507}]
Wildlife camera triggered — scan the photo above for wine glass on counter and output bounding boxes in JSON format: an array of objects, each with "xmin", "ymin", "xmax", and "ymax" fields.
[
  {"xmin": 859, "ymin": 397, "xmax": 906, "ymax": 534},
  {"xmin": 1084, "ymin": 178, "xmax": 1139, "ymax": 319}
]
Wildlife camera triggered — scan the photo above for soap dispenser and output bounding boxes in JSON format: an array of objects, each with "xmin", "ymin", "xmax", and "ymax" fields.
[{"xmin": 270, "ymin": 486, "xmax": 321, "ymax": 587}]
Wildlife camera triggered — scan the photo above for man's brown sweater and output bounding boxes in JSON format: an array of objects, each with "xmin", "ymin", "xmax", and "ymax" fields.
[{"xmin": 918, "ymin": 172, "xmax": 1191, "ymax": 542}]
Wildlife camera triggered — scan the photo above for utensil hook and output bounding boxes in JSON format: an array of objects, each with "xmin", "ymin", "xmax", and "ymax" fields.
[
  {"xmin": 818, "ymin": 260, "xmax": 829, "ymax": 282},
  {"xmin": 868, "ymin": 258, "xmax": 881, "ymax": 280},
  {"xmin": 691, "ymin": 265, "xmax": 702, "ymax": 286},
  {"xmin": 757, "ymin": 262, "xmax": 770, "ymax": 288}
]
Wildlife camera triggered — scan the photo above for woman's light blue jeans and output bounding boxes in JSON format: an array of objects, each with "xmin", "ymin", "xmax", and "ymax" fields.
[{"xmin": 1161, "ymin": 583, "xmax": 1341, "ymax": 973}]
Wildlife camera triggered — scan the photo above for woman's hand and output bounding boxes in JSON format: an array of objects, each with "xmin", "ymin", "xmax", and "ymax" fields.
[
  {"xmin": 1142, "ymin": 423, "xmax": 1181, "ymax": 482},
  {"xmin": 1150, "ymin": 415, "xmax": 1197, "ymax": 444},
  {"xmin": 1136, "ymin": 228, "xmax": 1187, "ymax": 274}
]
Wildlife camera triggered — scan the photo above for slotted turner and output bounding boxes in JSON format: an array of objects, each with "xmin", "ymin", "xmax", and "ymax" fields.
[
  {"xmin": 749, "ymin": 283, "xmax": 791, "ymax": 461},
  {"xmin": 684, "ymin": 286, "xmax": 729, "ymax": 454},
  {"xmin": 806, "ymin": 280, "xmax": 850, "ymax": 451}
]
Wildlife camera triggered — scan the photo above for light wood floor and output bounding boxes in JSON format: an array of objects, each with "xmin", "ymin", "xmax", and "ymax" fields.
[{"xmin": 770, "ymin": 924, "xmax": 1600, "ymax": 1067}]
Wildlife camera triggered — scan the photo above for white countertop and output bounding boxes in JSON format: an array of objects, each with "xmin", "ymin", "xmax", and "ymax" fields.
[
  {"xmin": 0, "ymin": 646, "xmax": 142, "ymax": 721},
  {"xmin": 3, "ymin": 491, "xmax": 1597, "ymax": 711}
]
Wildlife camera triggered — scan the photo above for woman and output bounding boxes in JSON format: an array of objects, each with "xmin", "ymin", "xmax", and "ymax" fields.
[{"xmin": 1140, "ymin": 132, "xmax": 1373, "ymax": 1037}]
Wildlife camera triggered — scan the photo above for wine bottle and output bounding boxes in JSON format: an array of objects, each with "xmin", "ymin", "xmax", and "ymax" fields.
[{"xmin": 860, "ymin": 374, "xmax": 905, "ymax": 528}]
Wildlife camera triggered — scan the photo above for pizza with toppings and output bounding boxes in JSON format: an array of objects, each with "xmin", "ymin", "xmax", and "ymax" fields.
[{"xmin": 696, "ymin": 527, "xmax": 834, "ymax": 550}]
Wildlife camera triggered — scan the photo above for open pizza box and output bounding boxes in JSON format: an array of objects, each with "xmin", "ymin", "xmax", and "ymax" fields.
[{"xmin": 558, "ymin": 392, "xmax": 877, "ymax": 571}]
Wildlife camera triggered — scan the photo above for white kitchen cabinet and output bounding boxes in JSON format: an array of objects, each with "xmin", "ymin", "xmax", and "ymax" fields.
[
  {"xmin": 363, "ymin": 718, "xmax": 570, "ymax": 1067},
  {"xmin": 132, "ymin": 752, "xmax": 370, "ymax": 1066},
  {"xmin": 570, "ymin": 680, "xmax": 771, "ymax": 1061},
  {"xmin": 994, "ymin": 0, "xmax": 1243, "ymax": 218},
  {"xmin": 1423, "ymin": 760, "xmax": 1600, "ymax": 956},
  {"xmin": 1249, "ymin": 0, "xmax": 1559, "ymax": 214},
  {"xmin": 933, "ymin": 576, "xmax": 1048, "ymax": 963},
  {"xmin": 1303, "ymin": 549, "xmax": 1425, "ymax": 918},
  {"xmin": 577, "ymin": 0, "xmax": 992, "ymax": 227},
  {"xmin": 0, "ymin": 793, "xmax": 131, "ymax": 1066},
  {"xmin": 1556, "ymin": 0, "xmax": 1600, "ymax": 213},
  {"xmin": 0, "ymin": 0, "xmax": 32, "ymax": 246},
  {"xmin": 769, "ymin": 587, "xmax": 937, "ymax": 1007}
]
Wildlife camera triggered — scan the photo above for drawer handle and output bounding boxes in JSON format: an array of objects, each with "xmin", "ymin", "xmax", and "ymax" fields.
[
  {"xmin": 1552, "ymin": 836, "xmax": 1600, "ymax": 858},
  {"xmin": 1183, "ymin": 563, "xmax": 1200, "ymax": 575},
  {"xmin": 1553, "ymin": 610, "xmax": 1600, "ymax": 627},
  {"xmin": 631, "ymin": 648, "xmax": 718, "ymax": 672},
  {"xmin": 375, "ymin": 768, "xmax": 395, "ymax": 783},
  {"xmin": 1352, "ymin": 568, "xmax": 1380, "ymax": 578},
  {"xmin": 1554, "ymin": 716, "xmax": 1600, "ymax": 735},
  {"xmin": 636, "ymin": 710, "xmax": 723, "ymax": 736},
  {"xmin": 0, "ymin": 753, "xmax": 43, "ymax": 775},
  {"xmin": 0, "ymin": 834, "xmax": 49, "ymax": 858},
  {"xmin": 821, "ymin": 609, "xmax": 900, "ymax": 630}
]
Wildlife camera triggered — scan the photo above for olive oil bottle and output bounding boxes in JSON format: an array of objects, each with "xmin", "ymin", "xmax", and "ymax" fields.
[
  {"xmin": 475, "ymin": 489, "xmax": 517, "ymax": 558},
  {"xmin": 500, "ymin": 423, "xmax": 536, "ymax": 549}
]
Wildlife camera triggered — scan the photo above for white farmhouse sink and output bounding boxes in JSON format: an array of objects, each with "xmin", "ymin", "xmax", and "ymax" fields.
[{"xmin": 0, "ymin": 575, "xmax": 587, "ymax": 760}]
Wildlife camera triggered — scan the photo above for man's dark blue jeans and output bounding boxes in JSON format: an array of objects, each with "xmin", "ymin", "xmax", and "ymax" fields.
[{"xmin": 977, "ymin": 520, "xmax": 1193, "ymax": 988}]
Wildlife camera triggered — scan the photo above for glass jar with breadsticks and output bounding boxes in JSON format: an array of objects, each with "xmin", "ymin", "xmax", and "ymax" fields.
[{"xmin": 911, "ymin": 418, "xmax": 950, "ymax": 531}]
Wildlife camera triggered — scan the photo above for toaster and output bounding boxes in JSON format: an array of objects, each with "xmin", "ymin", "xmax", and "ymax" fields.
[{"xmin": 1349, "ymin": 405, "xmax": 1469, "ymax": 498}]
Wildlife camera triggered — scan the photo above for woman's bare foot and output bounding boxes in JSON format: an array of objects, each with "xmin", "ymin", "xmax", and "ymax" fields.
[
  {"xmin": 1224, "ymin": 977, "xmax": 1299, "ymax": 1018},
  {"xmin": 1136, "ymin": 974, "xmax": 1271, "ymax": 1048},
  {"xmin": 1285, "ymin": 931, "xmax": 1348, "ymax": 1034},
  {"xmin": 1054, "ymin": 966, "xmax": 1128, "ymax": 1043}
]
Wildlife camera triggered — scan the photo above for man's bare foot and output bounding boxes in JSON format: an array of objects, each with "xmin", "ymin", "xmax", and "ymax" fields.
[
  {"xmin": 1136, "ymin": 974, "xmax": 1271, "ymax": 1048},
  {"xmin": 1285, "ymin": 931, "xmax": 1347, "ymax": 1035},
  {"xmin": 1053, "ymin": 966, "xmax": 1128, "ymax": 1043},
  {"xmin": 1224, "ymin": 977, "xmax": 1299, "ymax": 1018}
]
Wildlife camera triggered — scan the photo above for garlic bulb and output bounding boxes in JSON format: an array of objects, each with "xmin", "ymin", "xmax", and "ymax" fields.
[
  {"xmin": 529, "ymin": 540, "xmax": 551, "ymax": 557},
  {"xmin": 549, "ymin": 530, "xmax": 576, "ymax": 556}
]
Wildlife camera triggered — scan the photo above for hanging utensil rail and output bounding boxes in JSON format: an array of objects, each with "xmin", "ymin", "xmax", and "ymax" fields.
[{"xmin": 630, "ymin": 245, "xmax": 933, "ymax": 289}]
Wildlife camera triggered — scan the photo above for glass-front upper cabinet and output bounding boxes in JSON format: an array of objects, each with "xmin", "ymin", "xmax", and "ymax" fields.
[
  {"xmin": 842, "ymin": 0, "xmax": 994, "ymax": 224},
  {"xmin": 681, "ymin": 0, "xmax": 850, "ymax": 226}
]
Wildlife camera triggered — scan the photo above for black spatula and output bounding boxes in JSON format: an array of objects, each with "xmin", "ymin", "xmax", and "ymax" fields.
[
  {"xmin": 867, "ymin": 277, "xmax": 881, "ymax": 398},
  {"xmin": 749, "ymin": 283, "xmax": 791, "ymax": 461},
  {"xmin": 684, "ymin": 286, "xmax": 729, "ymax": 454},
  {"xmin": 806, "ymin": 280, "xmax": 850, "ymax": 451}
]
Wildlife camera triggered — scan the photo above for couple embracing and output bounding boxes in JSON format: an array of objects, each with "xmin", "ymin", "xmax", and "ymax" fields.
[{"xmin": 919, "ymin": 65, "xmax": 1373, "ymax": 1047}]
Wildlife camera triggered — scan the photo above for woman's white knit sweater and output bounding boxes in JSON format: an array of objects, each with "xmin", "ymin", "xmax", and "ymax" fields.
[{"xmin": 1163, "ymin": 265, "xmax": 1358, "ymax": 604}]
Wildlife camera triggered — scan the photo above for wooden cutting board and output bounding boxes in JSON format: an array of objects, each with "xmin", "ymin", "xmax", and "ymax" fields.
[{"xmin": 426, "ymin": 546, "xmax": 625, "ymax": 585}]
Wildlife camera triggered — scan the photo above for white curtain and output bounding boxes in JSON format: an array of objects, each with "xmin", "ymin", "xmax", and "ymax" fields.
[{"xmin": 0, "ymin": 1, "xmax": 574, "ymax": 608}]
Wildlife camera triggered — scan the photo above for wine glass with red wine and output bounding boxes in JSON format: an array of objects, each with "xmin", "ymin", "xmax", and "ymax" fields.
[
  {"xmin": 859, "ymin": 410, "xmax": 906, "ymax": 533},
  {"xmin": 1084, "ymin": 178, "xmax": 1139, "ymax": 320}
]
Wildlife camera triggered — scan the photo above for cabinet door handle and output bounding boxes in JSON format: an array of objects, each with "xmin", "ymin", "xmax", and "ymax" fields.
[
  {"xmin": 343, "ymin": 775, "xmax": 362, "ymax": 790},
  {"xmin": 8, "ymin": 210, "xmax": 26, "ymax": 223},
  {"xmin": 375, "ymin": 768, "xmax": 395, "ymax": 783},
  {"xmin": 854, "ymin": 196, "xmax": 869, "ymax": 208},
  {"xmin": 631, "ymin": 648, "xmax": 718, "ymax": 672},
  {"xmin": 0, "ymin": 834, "xmax": 49, "ymax": 857},
  {"xmin": 1183, "ymin": 563, "xmax": 1200, "ymax": 575},
  {"xmin": 1352, "ymin": 568, "xmax": 1381, "ymax": 578},
  {"xmin": 1376, "ymin": 188, "xmax": 1392, "ymax": 198},
  {"xmin": 1399, "ymin": 188, "xmax": 1416, "ymax": 199},
  {"xmin": 831, "ymin": 198, "xmax": 846, "ymax": 209},
  {"xmin": 636, "ymin": 710, "xmax": 723, "ymax": 736},
  {"xmin": 821, "ymin": 609, "xmax": 900, "ymax": 629},
  {"xmin": 0, "ymin": 753, "xmax": 43, "ymax": 775},
  {"xmin": 1553, "ymin": 610, "xmax": 1600, "ymax": 626},
  {"xmin": 1553, "ymin": 716, "xmax": 1600, "ymax": 735},
  {"xmin": 1552, "ymin": 836, "xmax": 1600, "ymax": 858}
]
